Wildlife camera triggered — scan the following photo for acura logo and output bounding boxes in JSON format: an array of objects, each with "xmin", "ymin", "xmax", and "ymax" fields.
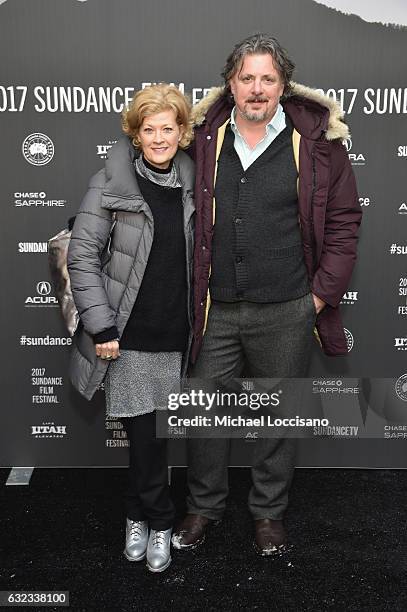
[
  {"xmin": 36, "ymin": 281, "xmax": 51, "ymax": 295},
  {"xmin": 342, "ymin": 138, "xmax": 352, "ymax": 152}
]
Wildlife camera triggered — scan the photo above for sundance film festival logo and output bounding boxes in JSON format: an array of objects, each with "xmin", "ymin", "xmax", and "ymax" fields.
[
  {"xmin": 22, "ymin": 133, "xmax": 54, "ymax": 166},
  {"xmin": 359, "ymin": 196, "xmax": 371, "ymax": 207},
  {"xmin": 342, "ymin": 137, "xmax": 366, "ymax": 166},
  {"xmin": 397, "ymin": 146, "xmax": 407, "ymax": 157},
  {"xmin": 399, "ymin": 278, "xmax": 407, "ymax": 296},
  {"xmin": 397, "ymin": 298, "xmax": 407, "ymax": 316},
  {"xmin": 341, "ymin": 291, "xmax": 358, "ymax": 305},
  {"xmin": 395, "ymin": 374, "xmax": 407, "ymax": 401},
  {"xmin": 31, "ymin": 422, "xmax": 67, "ymax": 439},
  {"xmin": 398, "ymin": 202, "xmax": 407, "ymax": 215},
  {"xmin": 398, "ymin": 278, "xmax": 407, "ymax": 316},
  {"xmin": 344, "ymin": 328, "xmax": 354, "ymax": 352},
  {"xmin": 18, "ymin": 242, "xmax": 48, "ymax": 253},
  {"xmin": 25, "ymin": 281, "xmax": 58, "ymax": 307}
]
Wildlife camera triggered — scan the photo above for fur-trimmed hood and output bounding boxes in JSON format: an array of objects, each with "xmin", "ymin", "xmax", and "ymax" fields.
[{"xmin": 191, "ymin": 81, "xmax": 349, "ymax": 141}]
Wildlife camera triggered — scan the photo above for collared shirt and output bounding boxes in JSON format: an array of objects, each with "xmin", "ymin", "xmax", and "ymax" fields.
[{"xmin": 230, "ymin": 103, "xmax": 286, "ymax": 171}]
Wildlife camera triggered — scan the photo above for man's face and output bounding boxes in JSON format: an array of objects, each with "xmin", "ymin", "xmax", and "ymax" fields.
[{"xmin": 229, "ymin": 53, "xmax": 285, "ymax": 123}]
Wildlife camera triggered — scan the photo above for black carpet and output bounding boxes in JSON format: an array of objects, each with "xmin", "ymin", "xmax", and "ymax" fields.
[{"xmin": 1, "ymin": 468, "xmax": 406, "ymax": 612}]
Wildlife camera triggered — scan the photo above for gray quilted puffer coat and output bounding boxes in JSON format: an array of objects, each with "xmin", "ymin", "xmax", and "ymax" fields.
[{"xmin": 67, "ymin": 136, "xmax": 195, "ymax": 400}]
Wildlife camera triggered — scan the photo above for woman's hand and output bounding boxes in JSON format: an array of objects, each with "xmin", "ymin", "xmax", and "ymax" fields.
[{"xmin": 95, "ymin": 340, "xmax": 120, "ymax": 361}]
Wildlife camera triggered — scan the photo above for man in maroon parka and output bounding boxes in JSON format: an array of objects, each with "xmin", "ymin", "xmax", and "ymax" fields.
[{"xmin": 172, "ymin": 33, "xmax": 361, "ymax": 555}]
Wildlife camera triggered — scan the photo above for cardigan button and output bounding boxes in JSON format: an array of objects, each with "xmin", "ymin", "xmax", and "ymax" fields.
[
  {"xmin": 202, "ymin": 245, "xmax": 206, "ymax": 250},
  {"xmin": 240, "ymin": 176, "xmax": 247, "ymax": 183},
  {"xmin": 206, "ymin": 135, "xmax": 212, "ymax": 140}
]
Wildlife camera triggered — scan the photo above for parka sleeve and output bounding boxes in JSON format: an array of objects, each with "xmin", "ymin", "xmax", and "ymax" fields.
[
  {"xmin": 311, "ymin": 140, "xmax": 362, "ymax": 307},
  {"xmin": 67, "ymin": 170, "xmax": 118, "ymax": 339}
]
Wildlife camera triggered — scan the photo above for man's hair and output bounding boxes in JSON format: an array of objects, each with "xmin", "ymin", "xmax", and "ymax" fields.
[{"xmin": 221, "ymin": 33, "xmax": 295, "ymax": 97}]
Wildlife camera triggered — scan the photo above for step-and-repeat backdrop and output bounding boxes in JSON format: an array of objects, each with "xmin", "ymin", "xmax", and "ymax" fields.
[{"xmin": 1, "ymin": 0, "xmax": 406, "ymax": 467}]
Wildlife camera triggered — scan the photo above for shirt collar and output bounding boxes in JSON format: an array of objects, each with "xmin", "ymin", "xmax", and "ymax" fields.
[{"xmin": 230, "ymin": 103, "xmax": 285, "ymax": 136}]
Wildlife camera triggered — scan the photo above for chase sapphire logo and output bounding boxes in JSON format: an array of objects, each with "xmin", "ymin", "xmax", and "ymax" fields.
[{"xmin": 22, "ymin": 133, "xmax": 54, "ymax": 166}]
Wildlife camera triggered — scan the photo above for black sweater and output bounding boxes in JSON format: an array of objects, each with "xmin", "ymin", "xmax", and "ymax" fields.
[
  {"xmin": 119, "ymin": 166, "xmax": 189, "ymax": 352},
  {"xmin": 210, "ymin": 120, "xmax": 309, "ymax": 302}
]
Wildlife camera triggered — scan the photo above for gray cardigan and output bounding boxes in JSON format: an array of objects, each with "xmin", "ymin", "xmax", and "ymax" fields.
[{"xmin": 67, "ymin": 137, "xmax": 195, "ymax": 400}]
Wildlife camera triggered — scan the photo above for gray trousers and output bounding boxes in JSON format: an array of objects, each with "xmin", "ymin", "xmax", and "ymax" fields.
[{"xmin": 186, "ymin": 292, "xmax": 316, "ymax": 520}]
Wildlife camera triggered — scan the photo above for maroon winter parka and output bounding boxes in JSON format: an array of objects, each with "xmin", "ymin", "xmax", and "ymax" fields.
[{"xmin": 189, "ymin": 82, "xmax": 362, "ymax": 362}]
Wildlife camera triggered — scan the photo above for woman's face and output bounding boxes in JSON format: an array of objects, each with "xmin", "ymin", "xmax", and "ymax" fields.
[{"xmin": 138, "ymin": 109, "xmax": 183, "ymax": 169}]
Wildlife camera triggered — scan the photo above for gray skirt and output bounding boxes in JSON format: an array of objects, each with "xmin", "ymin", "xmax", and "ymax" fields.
[{"xmin": 104, "ymin": 350, "xmax": 182, "ymax": 418}]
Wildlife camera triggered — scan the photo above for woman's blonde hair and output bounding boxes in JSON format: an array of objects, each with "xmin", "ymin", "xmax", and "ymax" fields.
[{"xmin": 122, "ymin": 84, "xmax": 193, "ymax": 149}]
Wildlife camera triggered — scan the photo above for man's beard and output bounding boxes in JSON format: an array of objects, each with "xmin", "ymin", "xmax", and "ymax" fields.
[
  {"xmin": 240, "ymin": 97, "xmax": 271, "ymax": 122},
  {"xmin": 241, "ymin": 108, "xmax": 269, "ymax": 122}
]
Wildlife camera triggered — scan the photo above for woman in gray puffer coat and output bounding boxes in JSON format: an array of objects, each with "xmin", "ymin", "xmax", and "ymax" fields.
[{"xmin": 67, "ymin": 84, "xmax": 195, "ymax": 573}]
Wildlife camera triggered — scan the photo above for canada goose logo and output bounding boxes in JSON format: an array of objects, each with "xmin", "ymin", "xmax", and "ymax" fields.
[
  {"xmin": 395, "ymin": 374, "xmax": 407, "ymax": 401},
  {"xmin": 343, "ymin": 328, "xmax": 354, "ymax": 352},
  {"xmin": 22, "ymin": 133, "xmax": 54, "ymax": 166}
]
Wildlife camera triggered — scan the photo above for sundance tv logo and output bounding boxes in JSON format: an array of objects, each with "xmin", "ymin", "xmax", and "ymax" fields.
[
  {"xmin": 22, "ymin": 133, "xmax": 54, "ymax": 166},
  {"xmin": 25, "ymin": 281, "xmax": 58, "ymax": 307}
]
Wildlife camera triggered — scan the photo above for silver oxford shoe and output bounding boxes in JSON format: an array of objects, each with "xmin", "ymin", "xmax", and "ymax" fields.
[
  {"xmin": 124, "ymin": 518, "xmax": 148, "ymax": 562},
  {"xmin": 146, "ymin": 528, "xmax": 172, "ymax": 573}
]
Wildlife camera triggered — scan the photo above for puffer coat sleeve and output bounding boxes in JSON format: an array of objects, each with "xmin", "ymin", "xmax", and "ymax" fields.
[
  {"xmin": 67, "ymin": 169, "xmax": 118, "ymax": 337},
  {"xmin": 310, "ymin": 140, "xmax": 361, "ymax": 308}
]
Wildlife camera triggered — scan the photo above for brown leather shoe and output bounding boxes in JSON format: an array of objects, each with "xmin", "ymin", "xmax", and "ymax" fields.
[
  {"xmin": 171, "ymin": 514, "xmax": 221, "ymax": 550},
  {"xmin": 253, "ymin": 519, "xmax": 287, "ymax": 556}
]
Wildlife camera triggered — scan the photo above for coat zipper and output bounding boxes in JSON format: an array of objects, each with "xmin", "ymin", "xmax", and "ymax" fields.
[
  {"xmin": 102, "ymin": 192, "xmax": 140, "ymax": 199},
  {"xmin": 310, "ymin": 149, "xmax": 318, "ymax": 273}
]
